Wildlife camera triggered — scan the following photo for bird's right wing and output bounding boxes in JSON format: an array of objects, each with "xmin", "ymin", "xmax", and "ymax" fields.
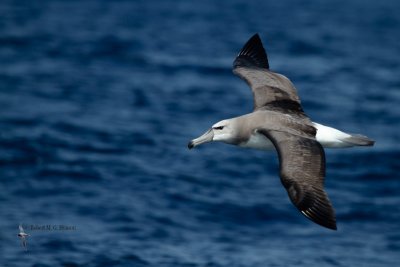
[
  {"xmin": 19, "ymin": 224, "xmax": 25, "ymax": 234},
  {"xmin": 258, "ymin": 129, "xmax": 337, "ymax": 230},
  {"xmin": 22, "ymin": 238, "xmax": 27, "ymax": 250},
  {"xmin": 233, "ymin": 34, "xmax": 305, "ymax": 115}
]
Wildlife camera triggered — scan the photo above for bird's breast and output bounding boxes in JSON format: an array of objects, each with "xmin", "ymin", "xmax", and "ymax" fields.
[{"xmin": 238, "ymin": 132, "xmax": 275, "ymax": 151}]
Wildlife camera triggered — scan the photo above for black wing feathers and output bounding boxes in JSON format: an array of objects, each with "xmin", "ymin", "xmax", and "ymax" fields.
[{"xmin": 233, "ymin": 33, "xmax": 269, "ymax": 70}]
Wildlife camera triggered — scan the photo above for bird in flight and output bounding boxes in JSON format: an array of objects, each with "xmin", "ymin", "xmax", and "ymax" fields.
[
  {"xmin": 188, "ymin": 34, "xmax": 374, "ymax": 230},
  {"xmin": 18, "ymin": 224, "xmax": 29, "ymax": 251}
]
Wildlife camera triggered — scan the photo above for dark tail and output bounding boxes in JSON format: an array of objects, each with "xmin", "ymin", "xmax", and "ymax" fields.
[{"xmin": 344, "ymin": 134, "xmax": 375, "ymax": 146}]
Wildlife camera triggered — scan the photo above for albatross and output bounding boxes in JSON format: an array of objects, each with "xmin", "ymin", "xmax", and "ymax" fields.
[
  {"xmin": 18, "ymin": 224, "xmax": 29, "ymax": 251},
  {"xmin": 188, "ymin": 34, "xmax": 374, "ymax": 230}
]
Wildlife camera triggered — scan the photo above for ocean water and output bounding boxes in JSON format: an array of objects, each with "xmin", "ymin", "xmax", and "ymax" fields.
[{"xmin": 0, "ymin": 0, "xmax": 399, "ymax": 266}]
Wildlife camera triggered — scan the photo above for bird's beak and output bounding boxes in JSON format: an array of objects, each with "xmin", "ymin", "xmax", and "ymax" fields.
[{"xmin": 188, "ymin": 129, "xmax": 214, "ymax": 149}]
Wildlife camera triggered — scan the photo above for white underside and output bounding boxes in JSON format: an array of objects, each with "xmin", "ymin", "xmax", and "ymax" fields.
[{"xmin": 239, "ymin": 122, "xmax": 354, "ymax": 150}]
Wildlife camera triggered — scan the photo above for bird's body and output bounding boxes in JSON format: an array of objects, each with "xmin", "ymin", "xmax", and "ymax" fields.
[
  {"xmin": 188, "ymin": 34, "xmax": 374, "ymax": 230},
  {"xmin": 239, "ymin": 119, "xmax": 369, "ymax": 150}
]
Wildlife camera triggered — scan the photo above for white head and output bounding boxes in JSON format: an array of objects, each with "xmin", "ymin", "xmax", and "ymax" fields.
[{"xmin": 188, "ymin": 119, "xmax": 237, "ymax": 149}]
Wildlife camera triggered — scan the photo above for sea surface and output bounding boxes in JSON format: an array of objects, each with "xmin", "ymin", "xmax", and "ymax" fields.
[{"xmin": 0, "ymin": 0, "xmax": 399, "ymax": 266}]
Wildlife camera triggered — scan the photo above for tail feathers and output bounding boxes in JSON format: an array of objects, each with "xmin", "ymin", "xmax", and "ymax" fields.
[{"xmin": 344, "ymin": 134, "xmax": 375, "ymax": 146}]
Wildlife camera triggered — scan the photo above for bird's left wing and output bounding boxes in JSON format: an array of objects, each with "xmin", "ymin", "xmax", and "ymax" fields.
[
  {"xmin": 19, "ymin": 224, "xmax": 25, "ymax": 233},
  {"xmin": 258, "ymin": 129, "xmax": 337, "ymax": 230},
  {"xmin": 233, "ymin": 34, "xmax": 304, "ymax": 115}
]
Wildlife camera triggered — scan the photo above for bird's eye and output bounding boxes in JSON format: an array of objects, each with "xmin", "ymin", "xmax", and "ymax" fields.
[{"xmin": 214, "ymin": 126, "xmax": 224, "ymax": 130}]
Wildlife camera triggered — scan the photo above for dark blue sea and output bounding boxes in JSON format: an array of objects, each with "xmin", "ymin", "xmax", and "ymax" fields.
[{"xmin": 1, "ymin": 0, "xmax": 399, "ymax": 266}]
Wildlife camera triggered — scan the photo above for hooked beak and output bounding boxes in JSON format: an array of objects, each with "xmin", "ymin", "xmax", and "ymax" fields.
[{"xmin": 188, "ymin": 129, "xmax": 214, "ymax": 149}]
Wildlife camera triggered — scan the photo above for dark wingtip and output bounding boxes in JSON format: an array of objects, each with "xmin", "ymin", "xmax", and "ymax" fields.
[
  {"xmin": 344, "ymin": 135, "xmax": 375, "ymax": 147},
  {"xmin": 233, "ymin": 33, "xmax": 269, "ymax": 70},
  {"xmin": 301, "ymin": 210, "xmax": 337, "ymax": 230},
  {"xmin": 300, "ymin": 203, "xmax": 337, "ymax": 230},
  {"xmin": 188, "ymin": 141, "xmax": 194, "ymax": 149}
]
